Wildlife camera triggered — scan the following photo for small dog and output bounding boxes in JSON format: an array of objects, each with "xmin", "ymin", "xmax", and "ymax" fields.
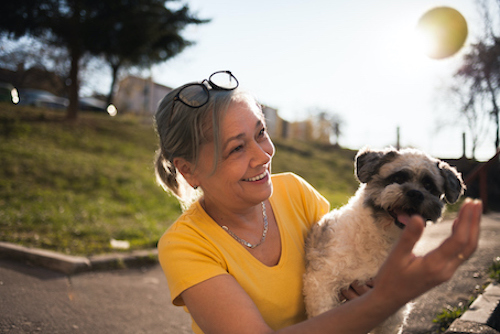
[{"xmin": 303, "ymin": 147, "xmax": 465, "ymax": 334}]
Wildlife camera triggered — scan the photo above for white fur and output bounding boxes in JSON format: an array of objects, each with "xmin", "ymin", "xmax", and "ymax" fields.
[
  {"xmin": 303, "ymin": 148, "xmax": 464, "ymax": 334},
  {"xmin": 303, "ymin": 187, "xmax": 407, "ymax": 330}
]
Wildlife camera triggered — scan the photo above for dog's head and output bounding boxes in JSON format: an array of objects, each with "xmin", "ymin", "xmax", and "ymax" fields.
[{"xmin": 355, "ymin": 147, "xmax": 465, "ymax": 229}]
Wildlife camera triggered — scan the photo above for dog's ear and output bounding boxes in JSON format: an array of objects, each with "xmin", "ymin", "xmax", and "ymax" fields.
[
  {"xmin": 355, "ymin": 147, "xmax": 399, "ymax": 183},
  {"xmin": 438, "ymin": 161, "xmax": 466, "ymax": 204}
]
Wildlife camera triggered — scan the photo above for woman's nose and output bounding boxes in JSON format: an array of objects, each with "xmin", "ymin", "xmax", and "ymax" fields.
[{"xmin": 250, "ymin": 142, "xmax": 273, "ymax": 167}]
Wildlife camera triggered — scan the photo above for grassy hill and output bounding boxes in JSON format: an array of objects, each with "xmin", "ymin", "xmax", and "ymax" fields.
[{"xmin": 0, "ymin": 103, "xmax": 359, "ymax": 255}]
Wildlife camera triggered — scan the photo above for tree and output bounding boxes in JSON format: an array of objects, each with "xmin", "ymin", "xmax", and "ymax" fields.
[
  {"xmin": 308, "ymin": 107, "xmax": 344, "ymax": 146},
  {"xmin": 83, "ymin": 0, "xmax": 209, "ymax": 105},
  {"xmin": 455, "ymin": 40, "xmax": 500, "ymax": 151},
  {"xmin": 0, "ymin": 0, "xmax": 207, "ymax": 120},
  {"xmin": 447, "ymin": 79, "xmax": 491, "ymax": 159},
  {"xmin": 450, "ymin": 0, "xmax": 500, "ymax": 153}
]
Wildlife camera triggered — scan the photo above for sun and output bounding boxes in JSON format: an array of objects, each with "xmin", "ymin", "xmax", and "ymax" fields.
[{"xmin": 415, "ymin": 7, "xmax": 468, "ymax": 60}]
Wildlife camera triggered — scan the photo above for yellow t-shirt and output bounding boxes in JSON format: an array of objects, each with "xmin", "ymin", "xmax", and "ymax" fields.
[{"xmin": 158, "ymin": 173, "xmax": 330, "ymax": 333}]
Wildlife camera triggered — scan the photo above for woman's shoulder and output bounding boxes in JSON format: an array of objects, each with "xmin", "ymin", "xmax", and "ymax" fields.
[
  {"xmin": 271, "ymin": 172, "xmax": 314, "ymax": 193},
  {"xmin": 272, "ymin": 172, "xmax": 305, "ymax": 185},
  {"xmin": 158, "ymin": 202, "xmax": 209, "ymax": 246}
]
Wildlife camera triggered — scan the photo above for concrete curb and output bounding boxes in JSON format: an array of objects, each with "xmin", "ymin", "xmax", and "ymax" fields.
[
  {"xmin": 445, "ymin": 282, "xmax": 500, "ymax": 334},
  {"xmin": 0, "ymin": 241, "xmax": 158, "ymax": 275}
]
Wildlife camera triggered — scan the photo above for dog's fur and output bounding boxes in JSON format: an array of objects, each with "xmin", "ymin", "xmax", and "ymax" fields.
[{"xmin": 303, "ymin": 147, "xmax": 465, "ymax": 334}]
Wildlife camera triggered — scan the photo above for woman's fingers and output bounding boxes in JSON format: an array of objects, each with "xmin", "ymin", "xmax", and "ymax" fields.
[
  {"xmin": 374, "ymin": 199, "xmax": 482, "ymax": 305},
  {"xmin": 386, "ymin": 213, "xmax": 425, "ymax": 265},
  {"xmin": 426, "ymin": 199, "xmax": 482, "ymax": 268},
  {"xmin": 340, "ymin": 281, "xmax": 374, "ymax": 301}
]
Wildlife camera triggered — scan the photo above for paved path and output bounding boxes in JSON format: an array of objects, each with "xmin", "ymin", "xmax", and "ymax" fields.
[
  {"xmin": 0, "ymin": 260, "xmax": 192, "ymax": 333},
  {"xmin": 0, "ymin": 213, "xmax": 499, "ymax": 333}
]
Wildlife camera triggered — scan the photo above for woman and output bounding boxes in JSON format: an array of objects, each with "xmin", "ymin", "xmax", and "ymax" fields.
[{"xmin": 155, "ymin": 71, "xmax": 482, "ymax": 334}]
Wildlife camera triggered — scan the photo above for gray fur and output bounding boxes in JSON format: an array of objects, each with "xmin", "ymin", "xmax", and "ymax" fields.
[{"xmin": 303, "ymin": 147, "xmax": 466, "ymax": 334}]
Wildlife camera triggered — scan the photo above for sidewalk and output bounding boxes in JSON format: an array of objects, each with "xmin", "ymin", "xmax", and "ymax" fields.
[
  {"xmin": 445, "ymin": 282, "xmax": 500, "ymax": 334},
  {"xmin": 1, "ymin": 214, "xmax": 500, "ymax": 333}
]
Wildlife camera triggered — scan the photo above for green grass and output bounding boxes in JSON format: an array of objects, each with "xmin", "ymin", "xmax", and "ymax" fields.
[
  {"xmin": 0, "ymin": 104, "xmax": 181, "ymax": 255},
  {"xmin": 489, "ymin": 256, "xmax": 500, "ymax": 282},
  {"xmin": 0, "ymin": 103, "xmax": 358, "ymax": 255},
  {"xmin": 433, "ymin": 298, "xmax": 474, "ymax": 333}
]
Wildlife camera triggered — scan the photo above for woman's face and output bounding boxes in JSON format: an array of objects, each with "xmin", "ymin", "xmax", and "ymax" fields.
[{"xmin": 194, "ymin": 98, "xmax": 275, "ymax": 210}]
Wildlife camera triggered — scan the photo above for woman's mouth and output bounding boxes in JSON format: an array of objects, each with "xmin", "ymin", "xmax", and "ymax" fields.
[{"xmin": 243, "ymin": 171, "xmax": 268, "ymax": 182}]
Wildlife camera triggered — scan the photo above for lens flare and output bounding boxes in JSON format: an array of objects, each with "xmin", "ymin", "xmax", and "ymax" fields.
[{"xmin": 416, "ymin": 7, "xmax": 468, "ymax": 59}]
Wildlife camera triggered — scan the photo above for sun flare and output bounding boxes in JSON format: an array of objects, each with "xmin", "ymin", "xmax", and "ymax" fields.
[{"xmin": 415, "ymin": 7, "xmax": 468, "ymax": 60}]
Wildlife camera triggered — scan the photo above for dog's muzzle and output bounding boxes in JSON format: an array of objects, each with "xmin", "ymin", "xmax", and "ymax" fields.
[{"xmin": 388, "ymin": 190, "xmax": 426, "ymax": 229}]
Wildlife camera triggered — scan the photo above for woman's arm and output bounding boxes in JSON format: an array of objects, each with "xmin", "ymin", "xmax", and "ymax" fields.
[{"xmin": 182, "ymin": 199, "xmax": 482, "ymax": 334}]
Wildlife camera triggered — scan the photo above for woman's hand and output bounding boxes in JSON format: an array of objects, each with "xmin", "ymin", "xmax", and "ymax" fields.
[
  {"xmin": 372, "ymin": 198, "xmax": 482, "ymax": 308},
  {"xmin": 340, "ymin": 279, "xmax": 374, "ymax": 302}
]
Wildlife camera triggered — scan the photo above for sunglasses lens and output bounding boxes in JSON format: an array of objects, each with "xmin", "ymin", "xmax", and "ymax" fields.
[
  {"xmin": 209, "ymin": 71, "xmax": 239, "ymax": 90},
  {"xmin": 178, "ymin": 84, "xmax": 209, "ymax": 107}
]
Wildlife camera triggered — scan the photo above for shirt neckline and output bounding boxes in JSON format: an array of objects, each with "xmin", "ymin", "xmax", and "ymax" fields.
[{"xmin": 193, "ymin": 198, "xmax": 286, "ymax": 269}]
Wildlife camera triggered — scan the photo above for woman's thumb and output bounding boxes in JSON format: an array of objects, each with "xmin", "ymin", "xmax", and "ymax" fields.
[{"xmin": 392, "ymin": 214, "xmax": 425, "ymax": 257}]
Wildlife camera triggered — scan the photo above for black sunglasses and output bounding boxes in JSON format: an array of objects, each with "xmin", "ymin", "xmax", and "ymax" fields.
[{"xmin": 170, "ymin": 70, "xmax": 239, "ymax": 123}]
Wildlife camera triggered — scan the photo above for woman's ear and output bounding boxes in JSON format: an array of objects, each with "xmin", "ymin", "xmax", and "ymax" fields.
[{"xmin": 173, "ymin": 157, "xmax": 198, "ymax": 187}]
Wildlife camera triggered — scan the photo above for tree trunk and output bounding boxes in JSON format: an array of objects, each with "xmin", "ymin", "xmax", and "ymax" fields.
[
  {"xmin": 65, "ymin": 0, "xmax": 82, "ymax": 121},
  {"xmin": 495, "ymin": 110, "xmax": 499, "ymax": 149},
  {"xmin": 106, "ymin": 63, "xmax": 120, "ymax": 106},
  {"xmin": 66, "ymin": 45, "xmax": 80, "ymax": 121},
  {"xmin": 485, "ymin": 76, "xmax": 499, "ymax": 151}
]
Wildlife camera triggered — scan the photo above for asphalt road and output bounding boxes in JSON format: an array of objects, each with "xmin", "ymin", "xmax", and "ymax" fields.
[{"xmin": 1, "ymin": 213, "xmax": 499, "ymax": 334}]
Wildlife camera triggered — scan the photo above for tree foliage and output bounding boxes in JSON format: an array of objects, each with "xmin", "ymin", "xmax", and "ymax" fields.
[
  {"xmin": 82, "ymin": 0, "xmax": 209, "ymax": 105},
  {"xmin": 451, "ymin": 0, "xmax": 500, "ymax": 155},
  {"xmin": 0, "ymin": 0, "xmax": 208, "ymax": 119}
]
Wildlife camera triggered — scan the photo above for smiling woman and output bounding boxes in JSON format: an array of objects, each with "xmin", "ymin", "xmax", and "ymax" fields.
[{"xmin": 152, "ymin": 70, "xmax": 483, "ymax": 334}]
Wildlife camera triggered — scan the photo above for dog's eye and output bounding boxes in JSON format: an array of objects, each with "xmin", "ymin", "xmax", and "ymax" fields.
[
  {"xmin": 388, "ymin": 171, "xmax": 410, "ymax": 185},
  {"xmin": 422, "ymin": 176, "xmax": 438, "ymax": 194}
]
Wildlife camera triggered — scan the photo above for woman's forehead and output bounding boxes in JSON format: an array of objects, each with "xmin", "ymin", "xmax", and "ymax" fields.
[
  {"xmin": 202, "ymin": 96, "xmax": 262, "ymax": 145},
  {"xmin": 225, "ymin": 99, "xmax": 262, "ymax": 125}
]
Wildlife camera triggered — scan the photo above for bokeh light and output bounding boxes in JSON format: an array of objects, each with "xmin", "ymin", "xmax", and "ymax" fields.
[{"xmin": 107, "ymin": 104, "xmax": 117, "ymax": 117}]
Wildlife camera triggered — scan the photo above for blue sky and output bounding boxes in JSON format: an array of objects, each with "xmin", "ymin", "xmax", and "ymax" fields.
[{"xmin": 150, "ymin": 0, "xmax": 497, "ymax": 160}]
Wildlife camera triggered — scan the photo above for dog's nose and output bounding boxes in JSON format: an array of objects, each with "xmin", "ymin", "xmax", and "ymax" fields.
[{"xmin": 407, "ymin": 190, "xmax": 424, "ymax": 204}]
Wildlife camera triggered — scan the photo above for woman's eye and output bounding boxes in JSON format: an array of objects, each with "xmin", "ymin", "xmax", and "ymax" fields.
[
  {"xmin": 258, "ymin": 127, "xmax": 267, "ymax": 137},
  {"xmin": 231, "ymin": 145, "xmax": 243, "ymax": 153}
]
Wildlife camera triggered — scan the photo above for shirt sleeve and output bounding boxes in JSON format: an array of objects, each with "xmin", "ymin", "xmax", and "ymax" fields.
[
  {"xmin": 158, "ymin": 220, "xmax": 229, "ymax": 306},
  {"xmin": 292, "ymin": 173, "xmax": 330, "ymax": 227},
  {"xmin": 273, "ymin": 173, "xmax": 330, "ymax": 229}
]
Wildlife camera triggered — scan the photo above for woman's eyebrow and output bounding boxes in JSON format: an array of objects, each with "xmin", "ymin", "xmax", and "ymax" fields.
[{"xmin": 222, "ymin": 120, "xmax": 263, "ymax": 150}]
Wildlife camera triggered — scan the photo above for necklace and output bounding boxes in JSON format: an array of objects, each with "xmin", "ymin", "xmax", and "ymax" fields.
[{"xmin": 221, "ymin": 202, "xmax": 268, "ymax": 249}]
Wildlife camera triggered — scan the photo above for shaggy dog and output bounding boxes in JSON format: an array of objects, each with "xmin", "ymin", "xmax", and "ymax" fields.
[{"xmin": 303, "ymin": 147, "xmax": 465, "ymax": 334}]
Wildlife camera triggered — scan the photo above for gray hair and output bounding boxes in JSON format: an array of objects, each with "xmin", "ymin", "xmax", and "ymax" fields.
[{"xmin": 154, "ymin": 84, "xmax": 260, "ymax": 209}]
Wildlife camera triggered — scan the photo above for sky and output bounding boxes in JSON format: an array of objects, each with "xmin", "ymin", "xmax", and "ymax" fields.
[{"xmin": 150, "ymin": 0, "xmax": 498, "ymax": 160}]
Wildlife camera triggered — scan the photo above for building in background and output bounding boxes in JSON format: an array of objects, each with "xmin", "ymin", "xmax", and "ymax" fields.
[
  {"xmin": 114, "ymin": 76, "xmax": 172, "ymax": 115},
  {"xmin": 114, "ymin": 75, "xmax": 339, "ymax": 145}
]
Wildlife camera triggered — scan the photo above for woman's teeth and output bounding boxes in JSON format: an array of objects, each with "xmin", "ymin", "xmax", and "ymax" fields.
[{"xmin": 244, "ymin": 171, "xmax": 267, "ymax": 182}]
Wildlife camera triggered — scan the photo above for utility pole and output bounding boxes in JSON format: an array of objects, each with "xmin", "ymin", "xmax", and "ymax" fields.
[{"xmin": 396, "ymin": 127, "xmax": 400, "ymax": 150}]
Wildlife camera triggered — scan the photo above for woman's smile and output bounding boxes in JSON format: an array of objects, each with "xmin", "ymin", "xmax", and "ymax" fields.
[{"xmin": 243, "ymin": 170, "xmax": 269, "ymax": 182}]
